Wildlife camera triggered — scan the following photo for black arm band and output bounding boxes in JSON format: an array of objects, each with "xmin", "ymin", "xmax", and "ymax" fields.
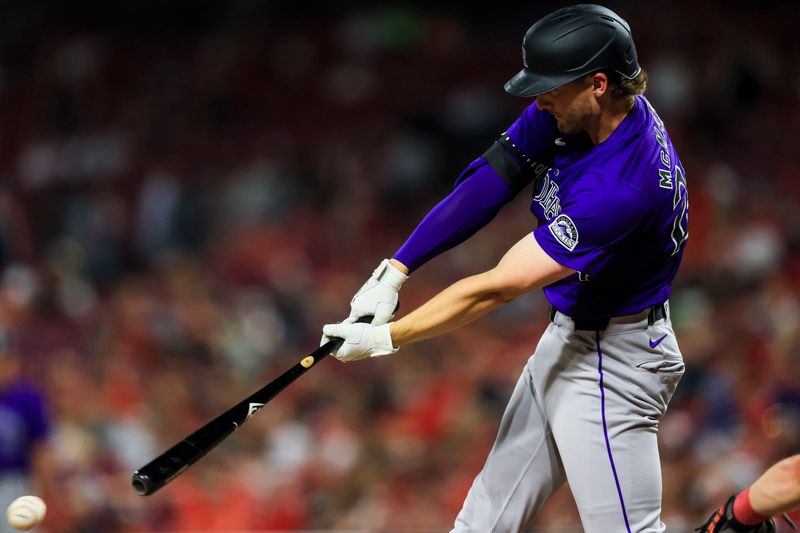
[{"xmin": 481, "ymin": 134, "xmax": 550, "ymax": 195}]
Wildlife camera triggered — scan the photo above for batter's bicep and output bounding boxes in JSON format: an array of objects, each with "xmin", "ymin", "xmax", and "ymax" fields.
[{"xmin": 488, "ymin": 232, "xmax": 575, "ymax": 300}]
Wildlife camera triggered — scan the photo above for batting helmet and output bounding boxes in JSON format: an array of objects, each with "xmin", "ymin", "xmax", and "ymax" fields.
[{"xmin": 505, "ymin": 4, "xmax": 640, "ymax": 97}]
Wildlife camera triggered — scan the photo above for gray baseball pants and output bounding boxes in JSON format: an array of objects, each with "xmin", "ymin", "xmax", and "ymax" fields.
[{"xmin": 452, "ymin": 304, "xmax": 684, "ymax": 533}]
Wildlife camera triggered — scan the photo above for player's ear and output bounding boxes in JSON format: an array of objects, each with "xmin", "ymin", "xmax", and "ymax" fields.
[{"xmin": 590, "ymin": 72, "xmax": 608, "ymax": 97}]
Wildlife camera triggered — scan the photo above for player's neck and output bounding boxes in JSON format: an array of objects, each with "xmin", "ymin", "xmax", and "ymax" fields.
[{"xmin": 588, "ymin": 98, "xmax": 635, "ymax": 145}]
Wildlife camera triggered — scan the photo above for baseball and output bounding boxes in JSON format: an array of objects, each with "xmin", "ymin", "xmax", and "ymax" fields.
[{"xmin": 5, "ymin": 496, "xmax": 46, "ymax": 531}]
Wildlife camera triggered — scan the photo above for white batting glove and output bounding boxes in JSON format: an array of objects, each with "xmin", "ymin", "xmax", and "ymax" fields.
[
  {"xmin": 349, "ymin": 259, "xmax": 408, "ymax": 325},
  {"xmin": 322, "ymin": 322, "xmax": 398, "ymax": 362},
  {"xmin": 320, "ymin": 259, "xmax": 408, "ymax": 349}
]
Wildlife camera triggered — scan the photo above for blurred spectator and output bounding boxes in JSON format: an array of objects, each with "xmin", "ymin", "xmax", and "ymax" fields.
[{"xmin": 0, "ymin": 330, "xmax": 52, "ymax": 533}]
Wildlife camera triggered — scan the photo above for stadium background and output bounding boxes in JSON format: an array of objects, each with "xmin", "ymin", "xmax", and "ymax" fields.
[{"xmin": 0, "ymin": 0, "xmax": 798, "ymax": 531}]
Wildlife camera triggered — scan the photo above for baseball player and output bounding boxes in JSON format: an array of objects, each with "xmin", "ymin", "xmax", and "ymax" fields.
[
  {"xmin": 697, "ymin": 454, "xmax": 800, "ymax": 532},
  {"xmin": 323, "ymin": 4, "xmax": 689, "ymax": 532}
]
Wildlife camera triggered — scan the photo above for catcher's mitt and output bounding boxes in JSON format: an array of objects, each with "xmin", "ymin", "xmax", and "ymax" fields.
[{"xmin": 696, "ymin": 494, "xmax": 795, "ymax": 532}]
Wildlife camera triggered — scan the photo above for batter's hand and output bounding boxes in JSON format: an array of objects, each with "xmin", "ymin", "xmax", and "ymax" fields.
[
  {"xmin": 322, "ymin": 322, "xmax": 397, "ymax": 362},
  {"xmin": 320, "ymin": 259, "xmax": 407, "ymax": 349},
  {"xmin": 349, "ymin": 259, "xmax": 408, "ymax": 325}
]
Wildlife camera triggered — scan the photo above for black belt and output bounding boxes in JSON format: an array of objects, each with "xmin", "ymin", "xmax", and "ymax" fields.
[{"xmin": 549, "ymin": 303, "xmax": 667, "ymax": 331}]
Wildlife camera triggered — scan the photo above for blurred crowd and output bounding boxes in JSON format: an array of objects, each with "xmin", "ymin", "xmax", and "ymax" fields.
[{"xmin": 0, "ymin": 1, "xmax": 799, "ymax": 531}]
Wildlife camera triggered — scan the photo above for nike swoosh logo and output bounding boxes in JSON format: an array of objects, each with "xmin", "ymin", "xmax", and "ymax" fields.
[
  {"xmin": 555, "ymin": 138, "xmax": 566, "ymax": 146},
  {"xmin": 649, "ymin": 334, "xmax": 668, "ymax": 349}
]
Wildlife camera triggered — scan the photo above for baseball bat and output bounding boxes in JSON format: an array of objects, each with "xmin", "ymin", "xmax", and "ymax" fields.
[{"xmin": 131, "ymin": 318, "xmax": 370, "ymax": 496}]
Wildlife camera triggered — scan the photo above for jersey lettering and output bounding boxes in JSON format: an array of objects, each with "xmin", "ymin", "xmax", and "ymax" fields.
[
  {"xmin": 653, "ymin": 126, "xmax": 668, "ymax": 151},
  {"xmin": 659, "ymin": 168, "xmax": 672, "ymax": 189},
  {"xmin": 533, "ymin": 169, "xmax": 562, "ymax": 218},
  {"xmin": 650, "ymin": 106, "xmax": 689, "ymax": 255},
  {"xmin": 671, "ymin": 165, "xmax": 689, "ymax": 255},
  {"xmin": 647, "ymin": 100, "xmax": 666, "ymax": 130}
]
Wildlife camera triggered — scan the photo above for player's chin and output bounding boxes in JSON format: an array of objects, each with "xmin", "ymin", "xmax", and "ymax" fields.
[{"xmin": 556, "ymin": 120, "xmax": 580, "ymax": 135}]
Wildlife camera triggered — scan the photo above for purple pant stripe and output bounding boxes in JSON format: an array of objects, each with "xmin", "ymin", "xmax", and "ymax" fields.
[{"xmin": 596, "ymin": 331, "xmax": 632, "ymax": 533}]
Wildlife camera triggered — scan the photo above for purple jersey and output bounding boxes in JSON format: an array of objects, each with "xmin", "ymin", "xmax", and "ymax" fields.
[
  {"xmin": 508, "ymin": 95, "xmax": 688, "ymax": 318},
  {"xmin": 0, "ymin": 381, "xmax": 50, "ymax": 472}
]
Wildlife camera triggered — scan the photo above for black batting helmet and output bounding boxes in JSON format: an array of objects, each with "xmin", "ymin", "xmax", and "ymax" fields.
[{"xmin": 505, "ymin": 4, "xmax": 640, "ymax": 97}]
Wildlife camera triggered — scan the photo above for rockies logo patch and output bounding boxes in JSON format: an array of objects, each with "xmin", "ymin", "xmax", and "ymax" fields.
[{"xmin": 549, "ymin": 214, "xmax": 579, "ymax": 251}]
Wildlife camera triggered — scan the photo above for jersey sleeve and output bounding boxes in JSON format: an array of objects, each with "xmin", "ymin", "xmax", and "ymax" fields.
[
  {"xmin": 533, "ymin": 175, "xmax": 651, "ymax": 276},
  {"xmin": 477, "ymin": 101, "xmax": 561, "ymax": 195},
  {"xmin": 393, "ymin": 161, "xmax": 515, "ymax": 272},
  {"xmin": 505, "ymin": 101, "xmax": 561, "ymax": 161},
  {"xmin": 393, "ymin": 103, "xmax": 561, "ymax": 273}
]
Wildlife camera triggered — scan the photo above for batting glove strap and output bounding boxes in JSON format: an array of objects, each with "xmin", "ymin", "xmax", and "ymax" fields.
[
  {"xmin": 348, "ymin": 259, "xmax": 408, "ymax": 325},
  {"xmin": 695, "ymin": 495, "xmax": 778, "ymax": 533},
  {"xmin": 372, "ymin": 259, "xmax": 408, "ymax": 291}
]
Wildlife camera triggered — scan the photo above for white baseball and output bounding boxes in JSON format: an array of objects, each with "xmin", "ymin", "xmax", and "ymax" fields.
[{"xmin": 6, "ymin": 496, "xmax": 46, "ymax": 531}]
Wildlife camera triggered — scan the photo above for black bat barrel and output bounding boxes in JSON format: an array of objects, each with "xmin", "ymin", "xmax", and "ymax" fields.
[
  {"xmin": 132, "ymin": 337, "xmax": 346, "ymax": 496},
  {"xmin": 132, "ymin": 439, "xmax": 213, "ymax": 496}
]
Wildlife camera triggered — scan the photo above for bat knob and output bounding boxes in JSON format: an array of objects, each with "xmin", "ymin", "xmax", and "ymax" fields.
[{"xmin": 131, "ymin": 471, "xmax": 153, "ymax": 496}]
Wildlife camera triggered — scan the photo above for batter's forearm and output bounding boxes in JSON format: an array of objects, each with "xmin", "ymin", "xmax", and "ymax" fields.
[{"xmin": 390, "ymin": 271, "xmax": 511, "ymax": 346}]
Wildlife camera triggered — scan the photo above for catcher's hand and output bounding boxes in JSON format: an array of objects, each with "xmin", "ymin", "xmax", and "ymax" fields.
[{"xmin": 695, "ymin": 495, "xmax": 778, "ymax": 533}]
